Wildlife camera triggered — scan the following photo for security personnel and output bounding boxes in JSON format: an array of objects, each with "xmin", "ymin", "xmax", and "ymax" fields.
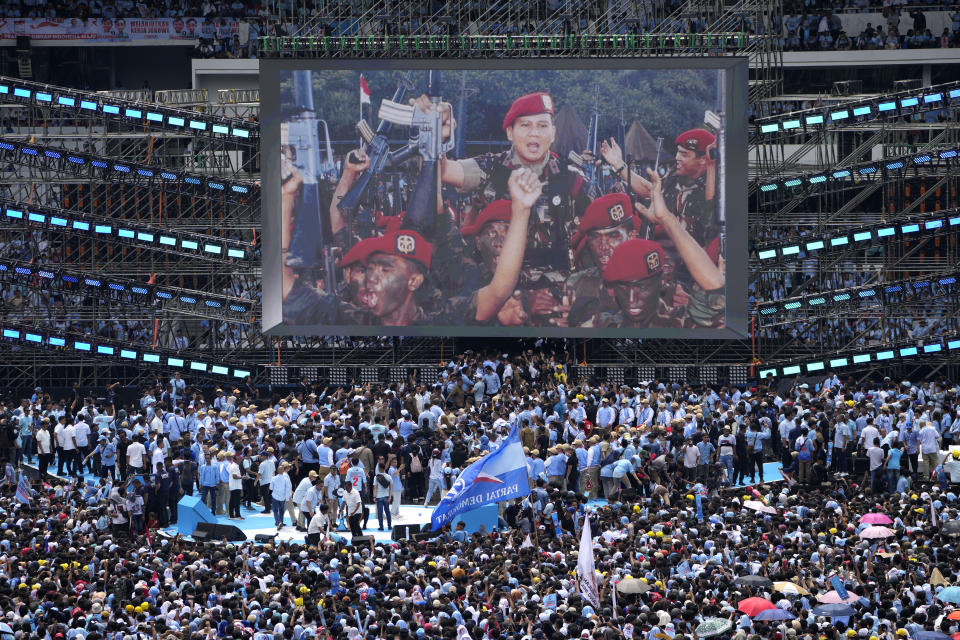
[
  {"xmin": 413, "ymin": 91, "xmax": 593, "ymax": 324},
  {"xmin": 283, "ymin": 229, "xmax": 436, "ymax": 327},
  {"xmin": 564, "ymin": 192, "xmax": 643, "ymax": 326},
  {"xmin": 662, "ymin": 128, "xmax": 718, "ymax": 247}
]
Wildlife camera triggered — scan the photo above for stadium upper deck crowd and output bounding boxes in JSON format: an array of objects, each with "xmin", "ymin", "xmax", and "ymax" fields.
[{"xmin": 1, "ymin": 351, "xmax": 960, "ymax": 638}]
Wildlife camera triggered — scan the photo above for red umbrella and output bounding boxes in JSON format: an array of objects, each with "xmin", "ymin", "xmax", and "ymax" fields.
[{"xmin": 738, "ymin": 597, "xmax": 777, "ymax": 616}]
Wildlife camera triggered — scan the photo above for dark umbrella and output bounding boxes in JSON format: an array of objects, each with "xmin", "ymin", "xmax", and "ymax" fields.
[
  {"xmin": 943, "ymin": 520, "xmax": 960, "ymax": 535},
  {"xmin": 812, "ymin": 604, "xmax": 856, "ymax": 617},
  {"xmin": 734, "ymin": 575, "xmax": 774, "ymax": 589}
]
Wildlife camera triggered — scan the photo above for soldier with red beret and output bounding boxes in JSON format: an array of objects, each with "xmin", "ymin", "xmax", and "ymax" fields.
[
  {"xmin": 446, "ymin": 168, "xmax": 542, "ymax": 326},
  {"xmin": 598, "ymin": 127, "xmax": 720, "ymax": 289},
  {"xmin": 593, "ymin": 238, "xmax": 672, "ymax": 328},
  {"xmin": 283, "ymin": 229, "xmax": 438, "ymax": 327},
  {"xmin": 409, "ymin": 89, "xmax": 593, "ymax": 326},
  {"xmin": 563, "ymin": 192, "xmax": 643, "ymax": 326}
]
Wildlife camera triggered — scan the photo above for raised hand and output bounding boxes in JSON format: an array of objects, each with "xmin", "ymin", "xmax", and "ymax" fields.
[
  {"xmin": 507, "ymin": 167, "xmax": 543, "ymax": 210},
  {"xmin": 600, "ymin": 137, "xmax": 624, "ymax": 168}
]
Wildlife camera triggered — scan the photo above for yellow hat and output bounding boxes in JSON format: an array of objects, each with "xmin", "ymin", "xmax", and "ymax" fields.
[
  {"xmin": 294, "ymin": 597, "xmax": 304, "ymax": 607},
  {"xmin": 125, "ymin": 605, "xmax": 135, "ymax": 613},
  {"xmin": 640, "ymin": 577, "xmax": 648, "ymax": 583},
  {"xmin": 656, "ymin": 531, "xmax": 664, "ymax": 538},
  {"xmin": 17, "ymin": 583, "xmax": 27, "ymax": 589},
  {"xmin": 953, "ymin": 450, "xmax": 960, "ymax": 459},
  {"xmin": 829, "ymin": 527, "xmax": 838, "ymax": 534},
  {"xmin": 912, "ymin": 494, "xmax": 919, "ymax": 500},
  {"xmin": 633, "ymin": 505, "xmax": 641, "ymax": 513},
  {"xmin": 896, "ymin": 630, "xmax": 908, "ymax": 637},
  {"xmin": 845, "ymin": 631, "xmax": 856, "ymax": 638},
  {"xmin": 655, "ymin": 580, "xmax": 663, "ymax": 588},
  {"xmin": 686, "ymin": 494, "xmax": 695, "ymax": 501}
]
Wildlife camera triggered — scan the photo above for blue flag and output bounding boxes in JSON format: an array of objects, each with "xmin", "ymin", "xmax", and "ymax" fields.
[
  {"xmin": 431, "ymin": 425, "xmax": 530, "ymax": 530},
  {"xmin": 14, "ymin": 473, "xmax": 30, "ymax": 504},
  {"xmin": 829, "ymin": 573, "xmax": 848, "ymax": 599}
]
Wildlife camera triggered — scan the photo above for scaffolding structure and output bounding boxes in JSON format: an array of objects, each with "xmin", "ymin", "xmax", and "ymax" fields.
[{"xmin": 14, "ymin": 1, "xmax": 960, "ymax": 387}]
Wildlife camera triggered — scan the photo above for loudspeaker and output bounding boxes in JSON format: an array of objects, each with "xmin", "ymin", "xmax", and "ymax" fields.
[
  {"xmin": 411, "ymin": 531, "xmax": 435, "ymax": 542},
  {"xmin": 351, "ymin": 535, "xmax": 374, "ymax": 546},
  {"xmin": 193, "ymin": 522, "xmax": 247, "ymax": 542},
  {"xmin": 392, "ymin": 523, "xmax": 421, "ymax": 540}
]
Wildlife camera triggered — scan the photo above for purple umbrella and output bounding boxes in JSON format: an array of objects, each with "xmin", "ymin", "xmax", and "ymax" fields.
[{"xmin": 753, "ymin": 608, "xmax": 797, "ymax": 622}]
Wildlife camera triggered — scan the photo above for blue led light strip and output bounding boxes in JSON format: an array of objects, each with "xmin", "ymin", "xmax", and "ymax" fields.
[
  {"xmin": 0, "ymin": 75, "xmax": 256, "ymax": 142},
  {"xmin": 755, "ymin": 271, "xmax": 960, "ymax": 321},
  {"xmin": 0, "ymin": 258, "xmax": 253, "ymax": 321},
  {"xmin": 0, "ymin": 138, "xmax": 257, "ymax": 201},
  {"xmin": 0, "ymin": 320, "xmax": 253, "ymax": 379},
  {"xmin": 754, "ymin": 145, "xmax": 959, "ymax": 195},
  {"xmin": 756, "ymin": 207, "xmax": 960, "ymax": 262},
  {"xmin": 0, "ymin": 197, "xmax": 252, "ymax": 264}
]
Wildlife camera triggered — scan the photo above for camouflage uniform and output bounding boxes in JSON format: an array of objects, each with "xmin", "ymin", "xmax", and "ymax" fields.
[{"xmin": 455, "ymin": 149, "xmax": 591, "ymax": 323}]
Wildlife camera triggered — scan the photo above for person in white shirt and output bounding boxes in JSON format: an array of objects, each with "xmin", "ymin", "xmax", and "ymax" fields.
[
  {"xmin": 269, "ymin": 462, "xmax": 293, "ymax": 529},
  {"xmin": 126, "ymin": 435, "xmax": 146, "ymax": 477},
  {"xmin": 291, "ymin": 470, "xmax": 317, "ymax": 531},
  {"xmin": 341, "ymin": 480, "xmax": 364, "ymax": 538},
  {"xmin": 61, "ymin": 421, "xmax": 78, "ymax": 477},
  {"xmin": 151, "ymin": 439, "xmax": 166, "ymax": 474},
  {"xmin": 227, "ymin": 454, "xmax": 244, "ymax": 520},
  {"xmin": 919, "ymin": 421, "xmax": 942, "ymax": 475},
  {"xmin": 73, "ymin": 417, "xmax": 91, "ymax": 474},
  {"xmin": 35, "ymin": 421, "xmax": 53, "ymax": 479},
  {"xmin": 306, "ymin": 504, "xmax": 331, "ymax": 546}
]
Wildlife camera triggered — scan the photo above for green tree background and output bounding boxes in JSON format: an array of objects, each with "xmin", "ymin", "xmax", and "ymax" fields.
[{"xmin": 279, "ymin": 67, "xmax": 719, "ymax": 150}]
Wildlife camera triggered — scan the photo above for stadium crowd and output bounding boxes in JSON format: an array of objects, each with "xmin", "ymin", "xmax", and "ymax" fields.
[{"xmin": 0, "ymin": 355, "xmax": 959, "ymax": 639}]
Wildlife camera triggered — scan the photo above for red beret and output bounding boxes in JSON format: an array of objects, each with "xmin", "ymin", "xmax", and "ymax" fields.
[
  {"xmin": 502, "ymin": 92, "xmax": 554, "ymax": 130},
  {"xmin": 376, "ymin": 211, "xmax": 406, "ymax": 234},
  {"xmin": 602, "ymin": 239, "xmax": 665, "ymax": 284},
  {"xmin": 675, "ymin": 128, "xmax": 715, "ymax": 153},
  {"xmin": 461, "ymin": 199, "xmax": 512, "ymax": 236},
  {"xmin": 571, "ymin": 192, "xmax": 638, "ymax": 253},
  {"xmin": 339, "ymin": 229, "xmax": 433, "ymax": 270}
]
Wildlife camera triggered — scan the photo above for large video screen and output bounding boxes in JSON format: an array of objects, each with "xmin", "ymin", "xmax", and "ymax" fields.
[{"xmin": 261, "ymin": 59, "xmax": 748, "ymax": 338}]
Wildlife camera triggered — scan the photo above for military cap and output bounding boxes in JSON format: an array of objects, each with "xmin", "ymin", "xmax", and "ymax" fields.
[
  {"xmin": 675, "ymin": 128, "xmax": 715, "ymax": 154},
  {"xmin": 602, "ymin": 239, "xmax": 665, "ymax": 284},
  {"xmin": 502, "ymin": 92, "xmax": 554, "ymax": 130},
  {"xmin": 461, "ymin": 200, "xmax": 512, "ymax": 236},
  {"xmin": 339, "ymin": 229, "xmax": 433, "ymax": 270}
]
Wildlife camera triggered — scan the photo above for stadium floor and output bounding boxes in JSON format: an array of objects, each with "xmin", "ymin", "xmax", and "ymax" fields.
[{"xmin": 22, "ymin": 459, "xmax": 783, "ymax": 544}]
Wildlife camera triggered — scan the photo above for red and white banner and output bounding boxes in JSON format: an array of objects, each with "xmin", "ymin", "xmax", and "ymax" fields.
[{"xmin": 0, "ymin": 17, "xmax": 242, "ymax": 42}]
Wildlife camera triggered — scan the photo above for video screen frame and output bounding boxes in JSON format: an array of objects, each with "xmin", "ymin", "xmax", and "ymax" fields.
[{"xmin": 261, "ymin": 57, "xmax": 748, "ymax": 339}]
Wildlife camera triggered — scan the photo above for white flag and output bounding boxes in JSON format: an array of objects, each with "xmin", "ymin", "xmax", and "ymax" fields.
[
  {"xmin": 521, "ymin": 534, "xmax": 534, "ymax": 548},
  {"xmin": 577, "ymin": 515, "xmax": 600, "ymax": 609}
]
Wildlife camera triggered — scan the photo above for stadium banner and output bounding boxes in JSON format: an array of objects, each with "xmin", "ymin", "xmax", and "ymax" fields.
[
  {"xmin": 0, "ymin": 17, "xmax": 242, "ymax": 42},
  {"xmin": 260, "ymin": 59, "xmax": 749, "ymax": 339}
]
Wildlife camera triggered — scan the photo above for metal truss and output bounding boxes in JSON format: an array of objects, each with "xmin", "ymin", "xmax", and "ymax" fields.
[
  {"xmin": 0, "ymin": 258, "xmax": 253, "ymax": 323},
  {"xmin": 753, "ymin": 80, "xmax": 960, "ymax": 142},
  {"xmin": 756, "ymin": 271, "xmax": 960, "ymax": 328},
  {"xmin": 260, "ymin": 32, "xmax": 750, "ymax": 58},
  {"xmin": 0, "ymin": 76, "xmax": 256, "ymax": 142},
  {"xmin": 0, "ymin": 138, "xmax": 258, "ymax": 205},
  {"xmin": 0, "ymin": 198, "xmax": 254, "ymax": 264},
  {"xmin": 0, "ymin": 319, "xmax": 253, "ymax": 385}
]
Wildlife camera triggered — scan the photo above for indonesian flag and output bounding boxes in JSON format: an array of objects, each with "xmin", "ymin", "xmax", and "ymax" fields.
[{"xmin": 360, "ymin": 75, "xmax": 371, "ymax": 105}]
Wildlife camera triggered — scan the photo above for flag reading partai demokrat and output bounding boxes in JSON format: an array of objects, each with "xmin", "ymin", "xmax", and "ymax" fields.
[
  {"xmin": 578, "ymin": 515, "xmax": 601, "ymax": 609},
  {"xmin": 430, "ymin": 425, "xmax": 530, "ymax": 530}
]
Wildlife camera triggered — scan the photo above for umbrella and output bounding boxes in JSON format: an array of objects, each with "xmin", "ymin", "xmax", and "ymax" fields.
[
  {"xmin": 859, "ymin": 525, "xmax": 895, "ymax": 539},
  {"xmin": 743, "ymin": 500, "xmax": 778, "ymax": 515},
  {"xmin": 943, "ymin": 521, "xmax": 960, "ymax": 535},
  {"xmin": 696, "ymin": 618, "xmax": 734, "ymax": 637},
  {"xmin": 817, "ymin": 590, "xmax": 861, "ymax": 605},
  {"xmin": 773, "ymin": 581, "xmax": 809, "ymax": 596},
  {"xmin": 735, "ymin": 575, "xmax": 774, "ymax": 589},
  {"xmin": 616, "ymin": 578, "xmax": 652, "ymax": 595},
  {"xmin": 913, "ymin": 633, "xmax": 952, "ymax": 640},
  {"xmin": 738, "ymin": 597, "xmax": 777, "ymax": 616},
  {"xmin": 859, "ymin": 513, "xmax": 893, "ymax": 525},
  {"xmin": 947, "ymin": 611, "xmax": 960, "ymax": 621},
  {"xmin": 937, "ymin": 586, "xmax": 960, "ymax": 604},
  {"xmin": 754, "ymin": 608, "xmax": 797, "ymax": 622},
  {"xmin": 931, "ymin": 568, "xmax": 949, "ymax": 586},
  {"xmin": 812, "ymin": 604, "xmax": 856, "ymax": 617}
]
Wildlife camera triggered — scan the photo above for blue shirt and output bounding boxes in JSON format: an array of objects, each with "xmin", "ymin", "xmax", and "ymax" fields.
[
  {"xmin": 546, "ymin": 454, "xmax": 567, "ymax": 476},
  {"xmin": 886, "ymin": 448, "xmax": 902, "ymax": 470},
  {"xmin": 199, "ymin": 462, "xmax": 219, "ymax": 488}
]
